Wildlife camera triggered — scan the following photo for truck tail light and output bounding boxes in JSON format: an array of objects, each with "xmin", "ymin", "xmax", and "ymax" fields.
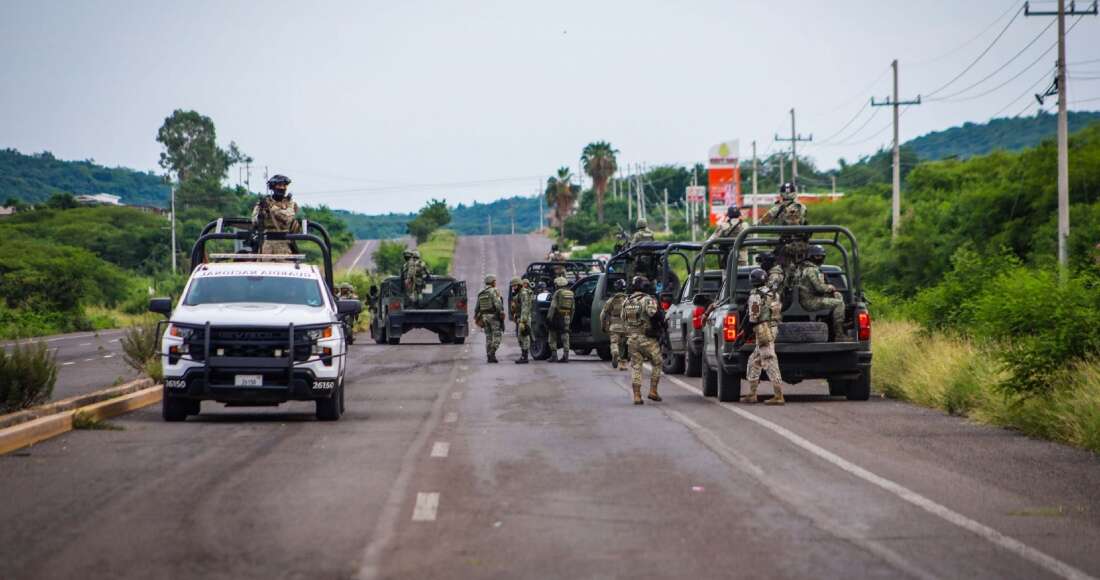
[
  {"xmin": 858, "ymin": 311, "xmax": 872, "ymax": 341},
  {"xmin": 456, "ymin": 298, "xmax": 467, "ymax": 311},
  {"xmin": 660, "ymin": 300, "xmax": 671, "ymax": 311},
  {"xmin": 388, "ymin": 300, "xmax": 402, "ymax": 312},
  {"xmin": 692, "ymin": 306, "xmax": 706, "ymax": 330},
  {"xmin": 723, "ymin": 314, "xmax": 738, "ymax": 342}
]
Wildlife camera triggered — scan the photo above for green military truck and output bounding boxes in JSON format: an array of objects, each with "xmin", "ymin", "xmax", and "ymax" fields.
[{"xmin": 368, "ymin": 276, "xmax": 469, "ymax": 344}]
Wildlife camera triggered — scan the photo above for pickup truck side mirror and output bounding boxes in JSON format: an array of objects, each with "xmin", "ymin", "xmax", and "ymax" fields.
[
  {"xmin": 148, "ymin": 297, "xmax": 173, "ymax": 317},
  {"xmin": 337, "ymin": 299, "xmax": 363, "ymax": 316},
  {"xmin": 692, "ymin": 293, "xmax": 712, "ymax": 308}
]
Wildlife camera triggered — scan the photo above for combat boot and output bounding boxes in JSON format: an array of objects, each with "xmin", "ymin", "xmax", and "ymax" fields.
[
  {"xmin": 560, "ymin": 350, "xmax": 569, "ymax": 364},
  {"xmin": 515, "ymin": 350, "xmax": 529, "ymax": 364},
  {"xmin": 741, "ymin": 380, "xmax": 759, "ymax": 404},
  {"xmin": 647, "ymin": 383, "xmax": 662, "ymax": 402},
  {"xmin": 548, "ymin": 350, "xmax": 559, "ymax": 363},
  {"xmin": 765, "ymin": 384, "xmax": 785, "ymax": 406},
  {"xmin": 631, "ymin": 383, "xmax": 644, "ymax": 405},
  {"xmin": 611, "ymin": 357, "xmax": 618, "ymax": 369},
  {"xmin": 488, "ymin": 352, "xmax": 498, "ymax": 363}
]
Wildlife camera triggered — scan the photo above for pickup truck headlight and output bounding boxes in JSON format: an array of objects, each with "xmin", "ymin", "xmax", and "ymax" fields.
[
  {"xmin": 168, "ymin": 324, "xmax": 194, "ymax": 340},
  {"xmin": 306, "ymin": 326, "xmax": 334, "ymax": 342}
]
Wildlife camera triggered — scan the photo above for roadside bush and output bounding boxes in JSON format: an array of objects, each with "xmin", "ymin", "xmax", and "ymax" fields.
[
  {"xmin": 0, "ymin": 341, "xmax": 57, "ymax": 413},
  {"xmin": 121, "ymin": 322, "xmax": 160, "ymax": 378},
  {"xmin": 419, "ymin": 229, "xmax": 456, "ymax": 275},
  {"xmin": 908, "ymin": 246, "xmax": 1019, "ymax": 331},
  {"xmin": 373, "ymin": 240, "xmax": 408, "ymax": 275}
]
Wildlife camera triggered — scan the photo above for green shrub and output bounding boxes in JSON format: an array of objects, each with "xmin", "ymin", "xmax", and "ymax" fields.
[
  {"xmin": 373, "ymin": 240, "xmax": 408, "ymax": 275},
  {"xmin": 0, "ymin": 341, "xmax": 57, "ymax": 412},
  {"xmin": 908, "ymin": 246, "xmax": 1019, "ymax": 331},
  {"xmin": 121, "ymin": 322, "xmax": 161, "ymax": 377}
]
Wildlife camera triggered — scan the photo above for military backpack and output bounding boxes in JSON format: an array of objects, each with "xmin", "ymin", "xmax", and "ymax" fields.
[{"xmin": 477, "ymin": 289, "xmax": 497, "ymax": 313}]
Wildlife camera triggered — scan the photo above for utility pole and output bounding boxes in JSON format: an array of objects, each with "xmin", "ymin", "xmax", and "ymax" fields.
[
  {"xmin": 537, "ymin": 178, "xmax": 544, "ymax": 231},
  {"xmin": 245, "ymin": 162, "xmax": 251, "ymax": 192},
  {"xmin": 1026, "ymin": 0, "xmax": 1097, "ymax": 274},
  {"xmin": 627, "ymin": 164, "xmax": 633, "ymax": 222},
  {"xmin": 778, "ymin": 152, "xmax": 785, "ymax": 184},
  {"xmin": 775, "ymin": 108, "xmax": 812, "ymax": 185},
  {"xmin": 831, "ymin": 175, "xmax": 837, "ymax": 195},
  {"xmin": 690, "ymin": 167, "xmax": 698, "ymax": 241},
  {"xmin": 509, "ymin": 201, "xmax": 515, "ymax": 235},
  {"xmin": 488, "ymin": 215, "xmax": 492, "ymax": 236},
  {"xmin": 663, "ymin": 188, "xmax": 670, "ymax": 233},
  {"xmin": 170, "ymin": 183, "xmax": 177, "ymax": 274},
  {"xmin": 872, "ymin": 59, "xmax": 922, "ymax": 239},
  {"xmin": 751, "ymin": 140, "xmax": 759, "ymax": 224}
]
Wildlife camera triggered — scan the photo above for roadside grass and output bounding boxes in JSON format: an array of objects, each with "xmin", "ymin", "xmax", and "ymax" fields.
[
  {"xmin": 874, "ymin": 320, "xmax": 1100, "ymax": 453},
  {"xmin": 419, "ymin": 229, "xmax": 457, "ymax": 275},
  {"xmin": 85, "ymin": 306, "xmax": 157, "ymax": 331},
  {"xmin": 72, "ymin": 410, "xmax": 124, "ymax": 430}
]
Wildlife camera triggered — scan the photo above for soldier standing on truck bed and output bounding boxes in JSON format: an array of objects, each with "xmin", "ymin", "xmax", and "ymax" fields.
[
  {"xmin": 708, "ymin": 205, "xmax": 749, "ymax": 266},
  {"xmin": 742, "ymin": 268, "xmax": 788, "ymax": 405},
  {"xmin": 797, "ymin": 245, "xmax": 847, "ymax": 342},
  {"xmin": 621, "ymin": 276, "xmax": 662, "ymax": 405},
  {"xmin": 758, "ymin": 252, "xmax": 785, "ymax": 293},
  {"xmin": 475, "ymin": 274, "xmax": 504, "ymax": 363},
  {"xmin": 402, "ymin": 249, "xmax": 431, "ymax": 307},
  {"xmin": 547, "ymin": 277, "xmax": 574, "ymax": 363},
  {"xmin": 760, "ymin": 182, "xmax": 808, "ymax": 273},
  {"xmin": 251, "ymin": 174, "xmax": 301, "ymax": 255},
  {"xmin": 630, "ymin": 218, "xmax": 655, "ymax": 246},
  {"xmin": 509, "ymin": 277, "xmax": 533, "ymax": 364},
  {"xmin": 547, "ymin": 244, "xmax": 566, "ymax": 277},
  {"xmin": 599, "ymin": 278, "xmax": 629, "ymax": 370}
]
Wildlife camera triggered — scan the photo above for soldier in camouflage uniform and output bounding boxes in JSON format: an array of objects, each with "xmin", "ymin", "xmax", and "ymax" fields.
[
  {"xmin": 547, "ymin": 244, "xmax": 567, "ymax": 277},
  {"xmin": 509, "ymin": 277, "xmax": 534, "ymax": 364},
  {"xmin": 708, "ymin": 205, "xmax": 749, "ymax": 266},
  {"xmin": 547, "ymin": 277, "xmax": 575, "ymax": 363},
  {"xmin": 758, "ymin": 252, "xmax": 785, "ymax": 293},
  {"xmin": 251, "ymin": 174, "xmax": 301, "ymax": 255},
  {"xmin": 599, "ymin": 278, "xmax": 629, "ymax": 370},
  {"xmin": 402, "ymin": 249, "xmax": 431, "ymax": 307},
  {"xmin": 761, "ymin": 182, "xmax": 808, "ymax": 273},
  {"xmin": 742, "ymin": 268, "xmax": 788, "ymax": 405},
  {"xmin": 630, "ymin": 218, "xmax": 655, "ymax": 245},
  {"xmin": 797, "ymin": 245, "xmax": 847, "ymax": 342},
  {"xmin": 622, "ymin": 276, "xmax": 662, "ymax": 405},
  {"xmin": 474, "ymin": 274, "xmax": 504, "ymax": 363}
]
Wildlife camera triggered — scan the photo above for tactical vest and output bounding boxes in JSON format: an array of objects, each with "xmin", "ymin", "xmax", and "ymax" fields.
[
  {"xmin": 477, "ymin": 289, "xmax": 496, "ymax": 312},
  {"xmin": 621, "ymin": 295, "xmax": 644, "ymax": 324},
  {"xmin": 753, "ymin": 289, "xmax": 775, "ymax": 323},
  {"xmin": 555, "ymin": 289, "xmax": 574, "ymax": 316}
]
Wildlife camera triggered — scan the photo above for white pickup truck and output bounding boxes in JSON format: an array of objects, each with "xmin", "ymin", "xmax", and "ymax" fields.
[{"xmin": 149, "ymin": 218, "xmax": 361, "ymax": 421}]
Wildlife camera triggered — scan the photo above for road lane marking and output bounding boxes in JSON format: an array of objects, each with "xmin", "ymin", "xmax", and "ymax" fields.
[
  {"xmin": 663, "ymin": 374, "xmax": 1096, "ymax": 580},
  {"xmin": 444, "ymin": 412, "xmax": 458, "ymax": 423},
  {"xmin": 451, "ymin": 392, "xmax": 462, "ymax": 400},
  {"xmin": 62, "ymin": 362, "xmax": 74, "ymax": 366},
  {"xmin": 350, "ymin": 239, "xmax": 372, "ymax": 270},
  {"xmin": 412, "ymin": 492, "xmax": 439, "ymax": 521},
  {"xmin": 79, "ymin": 342, "xmax": 92, "ymax": 346},
  {"xmin": 430, "ymin": 442, "xmax": 450, "ymax": 458},
  {"xmin": 103, "ymin": 354, "xmax": 114, "ymax": 359},
  {"xmin": 83, "ymin": 358, "xmax": 95, "ymax": 362}
]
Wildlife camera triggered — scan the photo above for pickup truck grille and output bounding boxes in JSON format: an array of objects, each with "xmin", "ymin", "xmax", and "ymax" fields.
[{"xmin": 182, "ymin": 326, "xmax": 316, "ymax": 362}]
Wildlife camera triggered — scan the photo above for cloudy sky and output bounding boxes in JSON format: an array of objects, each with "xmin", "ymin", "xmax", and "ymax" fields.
[{"xmin": 2, "ymin": 0, "xmax": 1098, "ymax": 213}]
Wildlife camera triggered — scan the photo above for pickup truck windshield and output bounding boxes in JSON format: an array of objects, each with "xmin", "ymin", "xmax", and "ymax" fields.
[{"xmin": 184, "ymin": 276, "xmax": 325, "ymax": 307}]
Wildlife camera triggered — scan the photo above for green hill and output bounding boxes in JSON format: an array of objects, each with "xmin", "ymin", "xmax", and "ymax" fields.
[
  {"xmin": 0, "ymin": 149, "xmax": 170, "ymax": 206},
  {"xmin": 904, "ymin": 110, "xmax": 1100, "ymax": 161},
  {"xmin": 337, "ymin": 195, "xmax": 543, "ymax": 239}
]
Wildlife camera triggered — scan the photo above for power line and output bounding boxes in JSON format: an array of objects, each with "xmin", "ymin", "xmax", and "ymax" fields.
[
  {"xmin": 294, "ymin": 175, "xmax": 545, "ymax": 197},
  {"xmin": 812, "ymin": 107, "xmax": 885, "ymax": 147},
  {"xmin": 807, "ymin": 66, "xmax": 892, "ymax": 116},
  {"xmin": 988, "ymin": 66, "xmax": 1057, "ymax": 117},
  {"xmin": 924, "ymin": 4, "xmax": 1025, "ymax": 97},
  {"xmin": 1070, "ymin": 95, "xmax": 1100, "ymax": 103},
  {"xmin": 909, "ymin": 1, "xmax": 1022, "ymax": 66},
  {"xmin": 812, "ymin": 100, "xmax": 873, "ymax": 145}
]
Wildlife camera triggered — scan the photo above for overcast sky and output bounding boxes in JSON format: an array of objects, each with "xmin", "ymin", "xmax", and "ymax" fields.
[{"xmin": 2, "ymin": 0, "xmax": 1098, "ymax": 213}]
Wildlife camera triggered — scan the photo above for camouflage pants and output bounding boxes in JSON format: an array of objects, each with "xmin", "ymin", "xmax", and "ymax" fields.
[
  {"xmin": 549, "ymin": 328, "xmax": 570, "ymax": 352},
  {"xmin": 628, "ymin": 335, "xmax": 662, "ymax": 388},
  {"xmin": 261, "ymin": 240, "xmax": 294, "ymax": 255},
  {"xmin": 747, "ymin": 323, "xmax": 784, "ymax": 385},
  {"xmin": 609, "ymin": 330, "xmax": 627, "ymax": 365},
  {"xmin": 480, "ymin": 314, "xmax": 502, "ymax": 355},
  {"xmin": 515, "ymin": 321, "xmax": 531, "ymax": 351},
  {"xmin": 800, "ymin": 294, "xmax": 845, "ymax": 338}
]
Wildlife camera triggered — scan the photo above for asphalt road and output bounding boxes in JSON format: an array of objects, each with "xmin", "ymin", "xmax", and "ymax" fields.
[
  {"xmin": 335, "ymin": 237, "xmax": 415, "ymax": 273},
  {"xmin": 3, "ymin": 232, "xmax": 1100, "ymax": 580},
  {"xmin": 2, "ymin": 329, "xmax": 138, "ymax": 401}
]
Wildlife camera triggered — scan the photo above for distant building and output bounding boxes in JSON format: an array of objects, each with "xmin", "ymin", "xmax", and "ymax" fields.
[
  {"xmin": 0, "ymin": 206, "xmax": 16, "ymax": 218},
  {"xmin": 75, "ymin": 193, "xmax": 123, "ymax": 206},
  {"xmin": 132, "ymin": 205, "xmax": 167, "ymax": 215}
]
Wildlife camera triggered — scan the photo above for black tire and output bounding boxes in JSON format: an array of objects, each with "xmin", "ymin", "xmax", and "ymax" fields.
[
  {"xmin": 685, "ymin": 346, "xmax": 703, "ymax": 377},
  {"xmin": 338, "ymin": 378, "xmax": 347, "ymax": 414},
  {"xmin": 716, "ymin": 357, "xmax": 742, "ymax": 402},
  {"xmin": 596, "ymin": 346, "xmax": 612, "ymax": 361},
  {"xmin": 846, "ymin": 369, "xmax": 871, "ymax": 401},
  {"xmin": 701, "ymin": 347, "xmax": 718, "ymax": 398},
  {"xmin": 531, "ymin": 336, "xmax": 551, "ymax": 360},
  {"xmin": 162, "ymin": 393, "xmax": 190, "ymax": 422},
  {"xmin": 438, "ymin": 330, "xmax": 454, "ymax": 344},
  {"xmin": 373, "ymin": 324, "xmax": 386, "ymax": 345},
  {"xmin": 574, "ymin": 347, "xmax": 593, "ymax": 356},
  {"xmin": 827, "ymin": 378, "xmax": 848, "ymax": 397},
  {"xmin": 661, "ymin": 342, "xmax": 686, "ymax": 375},
  {"xmin": 316, "ymin": 381, "xmax": 343, "ymax": 421},
  {"xmin": 387, "ymin": 332, "xmax": 401, "ymax": 345},
  {"xmin": 453, "ymin": 336, "xmax": 466, "ymax": 344}
]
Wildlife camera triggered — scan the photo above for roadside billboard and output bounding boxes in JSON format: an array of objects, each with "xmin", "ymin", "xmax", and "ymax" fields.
[{"xmin": 707, "ymin": 140, "xmax": 741, "ymax": 225}]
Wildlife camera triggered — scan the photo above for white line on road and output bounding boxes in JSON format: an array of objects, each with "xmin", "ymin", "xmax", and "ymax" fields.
[
  {"xmin": 451, "ymin": 392, "xmax": 462, "ymax": 400},
  {"xmin": 444, "ymin": 412, "xmax": 458, "ymax": 423},
  {"xmin": 430, "ymin": 442, "xmax": 450, "ymax": 458},
  {"xmin": 411, "ymin": 492, "xmax": 439, "ymax": 522},
  {"xmin": 350, "ymin": 239, "xmax": 372, "ymax": 270},
  {"xmin": 103, "ymin": 354, "xmax": 114, "ymax": 359},
  {"xmin": 62, "ymin": 362, "xmax": 74, "ymax": 366},
  {"xmin": 79, "ymin": 343, "xmax": 91, "ymax": 346},
  {"xmin": 83, "ymin": 358, "xmax": 94, "ymax": 362},
  {"xmin": 663, "ymin": 374, "xmax": 1096, "ymax": 580}
]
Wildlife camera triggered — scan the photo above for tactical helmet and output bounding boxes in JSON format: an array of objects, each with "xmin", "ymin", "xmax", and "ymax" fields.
[
  {"xmin": 267, "ymin": 174, "xmax": 291, "ymax": 189},
  {"xmin": 779, "ymin": 182, "xmax": 797, "ymax": 200},
  {"xmin": 411, "ymin": 250, "xmax": 421, "ymax": 258},
  {"xmin": 750, "ymin": 268, "xmax": 767, "ymax": 287},
  {"xmin": 807, "ymin": 245, "xmax": 827, "ymax": 263},
  {"xmin": 521, "ymin": 278, "xmax": 531, "ymax": 288},
  {"xmin": 726, "ymin": 205, "xmax": 742, "ymax": 219},
  {"xmin": 757, "ymin": 252, "xmax": 776, "ymax": 269},
  {"xmin": 551, "ymin": 243, "xmax": 559, "ymax": 252},
  {"xmin": 403, "ymin": 250, "xmax": 413, "ymax": 258},
  {"xmin": 613, "ymin": 278, "xmax": 627, "ymax": 292},
  {"xmin": 485, "ymin": 274, "xmax": 496, "ymax": 285},
  {"xmin": 631, "ymin": 275, "xmax": 648, "ymax": 292},
  {"xmin": 554, "ymin": 277, "xmax": 568, "ymax": 288},
  {"xmin": 636, "ymin": 218, "xmax": 647, "ymax": 229},
  {"xmin": 509, "ymin": 276, "xmax": 522, "ymax": 287}
]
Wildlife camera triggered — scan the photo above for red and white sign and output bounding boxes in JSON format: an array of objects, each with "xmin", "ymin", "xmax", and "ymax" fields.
[
  {"xmin": 707, "ymin": 140, "xmax": 742, "ymax": 225},
  {"xmin": 685, "ymin": 186, "xmax": 706, "ymax": 203}
]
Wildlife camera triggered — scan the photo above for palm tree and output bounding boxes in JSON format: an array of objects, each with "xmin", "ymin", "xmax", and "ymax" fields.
[
  {"xmin": 545, "ymin": 166, "xmax": 577, "ymax": 242},
  {"xmin": 581, "ymin": 141, "xmax": 619, "ymax": 223}
]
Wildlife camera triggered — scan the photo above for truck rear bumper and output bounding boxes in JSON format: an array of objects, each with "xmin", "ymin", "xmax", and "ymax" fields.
[
  {"xmin": 163, "ymin": 367, "xmax": 337, "ymax": 403},
  {"xmin": 389, "ymin": 311, "xmax": 468, "ymax": 336},
  {"xmin": 721, "ymin": 341, "xmax": 871, "ymax": 382}
]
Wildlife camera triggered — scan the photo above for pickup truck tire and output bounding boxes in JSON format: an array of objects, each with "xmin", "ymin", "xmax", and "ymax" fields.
[
  {"xmin": 374, "ymin": 326, "xmax": 386, "ymax": 344},
  {"xmin": 701, "ymin": 350, "xmax": 718, "ymax": 397},
  {"xmin": 661, "ymin": 343, "xmax": 685, "ymax": 375},
  {"xmin": 316, "ymin": 381, "xmax": 344, "ymax": 421},
  {"xmin": 162, "ymin": 394, "xmax": 191, "ymax": 422},
  {"xmin": 685, "ymin": 348, "xmax": 702, "ymax": 377},
  {"xmin": 846, "ymin": 370, "xmax": 871, "ymax": 401},
  {"xmin": 453, "ymin": 337, "xmax": 466, "ymax": 344},
  {"xmin": 777, "ymin": 321, "xmax": 829, "ymax": 343},
  {"xmin": 827, "ymin": 378, "xmax": 848, "ymax": 397},
  {"xmin": 387, "ymin": 334, "xmax": 401, "ymax": 345},
  {"xmin": 716, "ymin": 359, "xmax": 742, "ymax": 402},
  {"xmin": 531, "ymin": 336, "xmax": 551, "ymax": 361},
  {"xmin": 438, "ymin": 329, "xmax": 454, "ymax": 344},
  {"xmin": 596, "ymin": 346, "xmax": 612, "ymax": 361}
]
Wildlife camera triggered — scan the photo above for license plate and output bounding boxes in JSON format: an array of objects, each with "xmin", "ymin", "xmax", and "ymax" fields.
[{"xmin": 234, "ymin": 374, "xmax": 263, "ymax": 387}]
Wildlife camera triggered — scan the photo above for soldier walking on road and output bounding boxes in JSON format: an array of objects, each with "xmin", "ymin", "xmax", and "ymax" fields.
[
  {"xmin": 621, "ymin": 276, "xmax": 662, "ymax": 405},
  {"xmin": 797, "ymin": 245, "xmax": 847, "ymax": 342},
  {"xmin": 475, "ymin": 274, "xmax": 504, "ymax": 363},
  {"xmin": 630, "ymin": 218, "xmax": 655, "ymax": 245},
  {"xmin": 742, "ymin": 268, "xmax": 788, "ymax": 405},
  {"xmin": 509, "ymin": 277, "xmax": 534, "ymax": 364},
  {"xmin": 548, "ymin": 277, "xmax": 574, "ymax": 363},
  {"xmin": 599, "ymin": 278, "xmax": 629, "ymax": 370},
  {"xmin": 251, "ymin": 174, "xmax": 301, "ymax": 255}
]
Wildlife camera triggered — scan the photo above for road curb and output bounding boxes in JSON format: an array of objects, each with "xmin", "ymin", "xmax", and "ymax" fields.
[
  {"xmin": 0, "ymin": 378, "xmax": 153, "ymax": 430},
  {"xmin": 0, "ymin": 385, "xmax": 162, "ymax": 455}
]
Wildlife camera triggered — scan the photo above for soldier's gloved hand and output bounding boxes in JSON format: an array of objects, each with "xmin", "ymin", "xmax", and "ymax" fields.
[{"xmin": 826, "ymin": 285, "xmax": 837, "ymax": 293}]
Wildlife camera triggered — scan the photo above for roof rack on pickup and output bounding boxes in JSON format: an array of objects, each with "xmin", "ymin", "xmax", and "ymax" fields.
[
  {"xmin": 190, "ymin": 217, "xmax": 335, "ymax": 291},
  {"xmin": 207, "ymin": 253, "xmax": 308, "ymax": 262}
]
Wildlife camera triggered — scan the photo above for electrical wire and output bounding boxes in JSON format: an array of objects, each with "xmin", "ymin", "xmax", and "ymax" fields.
[
  {"xmin": 833, "ymin": 106, "xmax": 912, "ymax": 148},
  {"xmin": 294, "ymin": 175, "xmax": 546, "ymax": 198},
  {"xmin": 924, "ymin": 4, "xmax": 1025, "ymax": 98},
  {"xmin": 812, "ymin": 107, "xmax": 885, "ymax": 147},
  {"xmin": 811, "ymin": 100, "xmax": 874, "ymax": 146},
  {"xmin": 1071, "ymin": 95, "xmax": 1100, "ymax": 104},
  {"xmin": 988, "ymin": 66, "xmax": 1056, "ymax": 118},
  {"xmin": 808, "ymin": 66, "xmax": 892, "ymax": 116},
  {"xmin": 909, "ymin": 1, "xmax": 1023, "ymax": 67}
]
